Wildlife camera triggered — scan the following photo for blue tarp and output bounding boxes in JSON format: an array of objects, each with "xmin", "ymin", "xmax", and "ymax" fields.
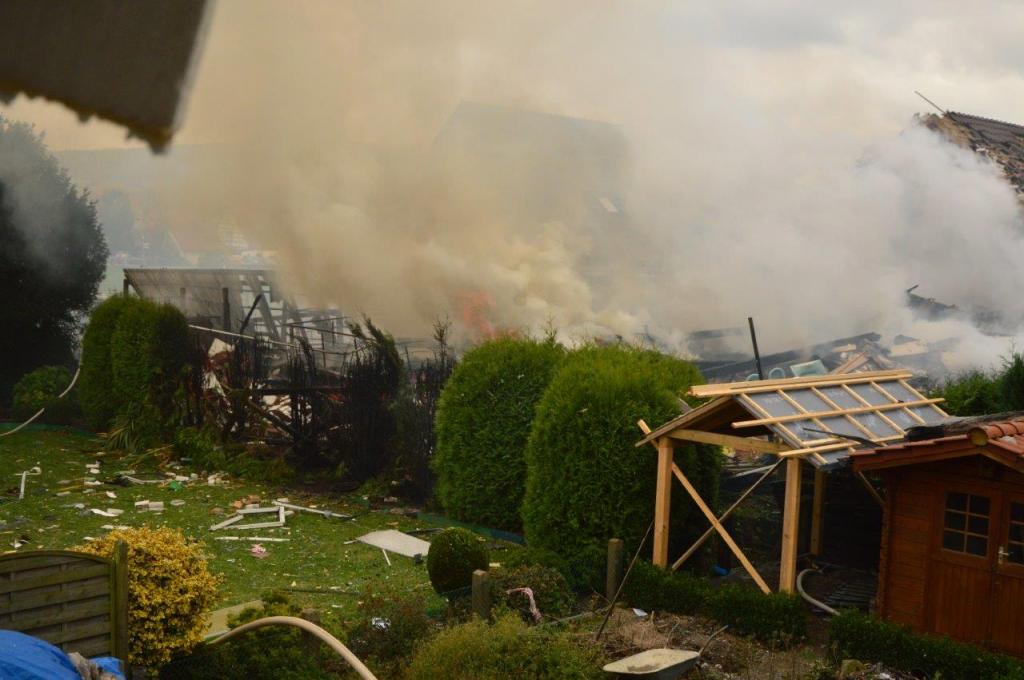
[{"xmin": 0, "ymin": 630, "xmax": 125, "ymax": 679}]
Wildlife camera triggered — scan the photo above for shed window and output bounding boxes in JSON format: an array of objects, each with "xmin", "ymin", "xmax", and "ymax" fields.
[
  {"xmin": 942, "ymin": 492, "xmax": 990, "ymax": 557},
  {"xmin": 1009, "ymin": 502, "xmax": 1024, "ymax": 565}
]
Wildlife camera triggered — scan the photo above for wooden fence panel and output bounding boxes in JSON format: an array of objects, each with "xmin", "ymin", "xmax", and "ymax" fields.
[{"xmin": 0, "ymin": 544, "xmax": 128, "ymax": 661}]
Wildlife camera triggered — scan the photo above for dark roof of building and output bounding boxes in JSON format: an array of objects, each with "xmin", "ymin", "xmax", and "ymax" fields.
[{"xmin": 923, "ymin": 111, "xmax": 1024, "ymax": 194}]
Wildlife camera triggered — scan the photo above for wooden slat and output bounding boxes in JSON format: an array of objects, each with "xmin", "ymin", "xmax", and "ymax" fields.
[
  {"xmin": 779, "ymin": 458, "xmax": 803, "ymax": 593},
  {"xmin": 662, "ymin": 428, "xmax": 790, "ymax": 454},
  {"xmin": 0, "ymin": 578, "xmax": 110, "ymax": 611},
  {"xmin": 68, "ymin": 636, "xmax": 112, "ymax": 658},
  {"xmin": 671, "ymin": 463, "xmax": 771, "ymax": 593},
  {"xmin": 732, "ymin": 398, "xmax": 945, "ymax": 429},
  {"xmin": 840, "ymin": 383, "xmax": 909, "ymax": 434},
  {"xmin": 897, "ymin": 379, "xmax": 949, "ymax": 418},
  {"xmin": 0, "ymin": 553, "xmax": 109, "ymax": 573},
  {"xmin": 36, "ymin": 617, "xmax": 110, "ymax": 645},
  {"xmin": 2, "ymin": 596, "xmax": 109, "ymax": 630},
  {"xmin": 0, "ymin": 564, "xmax": 110, "ymax": 595},
  {"xmin": 653, "ymin": 437, "xmax": 673, "ymax": 568},
  {"xmin": 112, "ymin": 540, "xmax": 129, "ymax": 661},
  {"xmin": 870, "ymin": 381, "xmax": 926, "ymax": 425},
  {"xmin": 811, "ymin": 386, "xmax": 892, "ymax": 438},
  {"xmin": 690, "ymin": 370, "xmax": 912, "ymax": 397}
]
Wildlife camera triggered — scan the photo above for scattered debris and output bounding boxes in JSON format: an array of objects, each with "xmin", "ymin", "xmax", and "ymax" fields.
[
  {"xmin": 506, "ymin": 587, "xmax": 542, "ymax": 622},
  {"xmin": 273, "ymin": 500, "xmax": 351, "ymax": 520},
  {"xmin": 119, "ymin": 475, "xmax": 162, "ymax": 485},
  {"xmin": 89, "ymin": 509, "xmax": 118, "ymax": 517},
  {"xmin": 210, "ymin": 506, "xmax": 287, "ymax": 531},
  {"xmin": 356, "ymin": 529, "xmax": 430, "ymax": 558},
  {"xmin": 250, "ymin": 544, "xmax": 268, "ymax": 559},
  {"xmin": 14, "ymin": 466, "xmax": 41, "ymax": 499},
  {"xmin": 382, "ymin": 549, "xmax": 391, "ymax": 566},
  {"xmin": 214, "ymin": 536, "xmax": 290, "ymax": 542},
  {"xmin": 105, "ymin": 491, "xmax": 117, "ymax": 499}
]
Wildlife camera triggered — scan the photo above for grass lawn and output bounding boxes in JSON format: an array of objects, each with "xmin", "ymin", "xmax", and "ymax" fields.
[{"xmin": 0, "ymin": 426, "xmax": 448, "ymax": 616}]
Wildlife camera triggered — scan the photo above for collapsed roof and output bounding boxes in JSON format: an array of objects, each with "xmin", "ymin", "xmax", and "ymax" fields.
[{"xmin": 921, "ymin": 110, "xmax": 1024, "ymax": 196}]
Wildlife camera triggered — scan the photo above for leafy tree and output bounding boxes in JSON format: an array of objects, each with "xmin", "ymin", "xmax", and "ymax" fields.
[{"xmin": 0, "ymin": 117, "xmax": 107, "ymax": 400}]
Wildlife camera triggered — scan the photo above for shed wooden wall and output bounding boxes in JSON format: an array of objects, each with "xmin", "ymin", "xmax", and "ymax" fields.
[
  {"xmin": 876, "ymin": 468, "xmax": 931, "ymax": 629},
  {"xmin": 876, "ymin": 457, "xmax": 1024, "ymax": 633}
]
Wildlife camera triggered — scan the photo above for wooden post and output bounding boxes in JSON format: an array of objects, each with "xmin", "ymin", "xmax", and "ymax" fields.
[
  {"xmin": 471, "ymin": 569, "xmax": 491, "ymax": 620},
  {"xmin": 112, "ymin": 540, "xmax": 129, "ymax": 663},
  {"xmin": 810, "ymin": 469, "xmax": 826, "ymax": 556},
  {"xmin": 653, "ymin": 437, "xmax": 673, "ymax": 567},
  {"xmin": 779, "ymin": 458, "xmax": 803, "ymax": 593},
  {"xmin": 222, "ymin": 286, "xmax": 231, "ymax": 331},
  {"xmin": 122, "ymin": 276, "xmax": 130, "ymax": 296},
  {"xmin": 606, "ymin": 538, "xmax": 624, "ymax": 604}
]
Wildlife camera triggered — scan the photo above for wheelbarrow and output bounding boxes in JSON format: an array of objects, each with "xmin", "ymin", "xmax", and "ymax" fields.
[{"xmin": 602, "ymin": 625, "xmax": 727, "ymax": 679}]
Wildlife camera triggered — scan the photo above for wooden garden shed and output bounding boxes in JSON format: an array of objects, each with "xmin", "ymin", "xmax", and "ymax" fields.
[
  {"xmin": 852, "ymin": 418, "xmax": 1024, "ymax": 657},
  {"xmin": 636, "ymin": 369, "xmax": 948, "ymax": 593}
]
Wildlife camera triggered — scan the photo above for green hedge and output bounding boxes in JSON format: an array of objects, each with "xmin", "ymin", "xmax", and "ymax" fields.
[
  {"xmin": 10, "ymin": 365, "xmax": 79, "ymax": 424},
  {"xmin": 80, "ymin": 295, "xmax": 190, "ymax": 438},
  {"xmin": 79, "ymin": 295, "xmax": 130, "ymax": 430},
  {"xmin": 522, "ymin": 345, "xmax": 720, "ymax": 586},
  {"xmin": 624, "ymin": 562, "xmax": 806, "ymax": 644},
  {"xmin": 427, "ymin": 527, "xmax": 490, "ymax": 595},
  {"xmin": 433, "ymin": 337, "xmax": 565, "ymax": 531},
  {"xmin": 829, "ymin": 610, "xmax": 1024, "ymax": 680}
]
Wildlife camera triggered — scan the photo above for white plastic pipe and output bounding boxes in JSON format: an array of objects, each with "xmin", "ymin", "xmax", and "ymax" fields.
[
  {"xmin": 206, "ymin": 615, "xmax": 378, "ymax": 680},
  {"xmin": 796, "ymin": 568, "xmax": 839, "ymax": 616}
]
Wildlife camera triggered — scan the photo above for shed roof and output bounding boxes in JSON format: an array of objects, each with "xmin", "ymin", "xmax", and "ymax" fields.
[
  {"xmin": 852, "ymin": 417, "xmax": 1024, "ymax": 474},
  {"xmin": 637, "ymin": 369, "xmax": 948, "ymax": 469}
]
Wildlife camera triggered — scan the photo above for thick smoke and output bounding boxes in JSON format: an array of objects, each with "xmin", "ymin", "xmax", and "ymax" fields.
[{"xmin": 12, "ymin": 1, "xmax": 1024, "ymax": 367}]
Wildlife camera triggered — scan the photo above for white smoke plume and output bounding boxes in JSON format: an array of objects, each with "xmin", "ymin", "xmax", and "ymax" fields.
[{"xmin": 9, "ymin": 1, "xmax": 1024, "ymax": 367}]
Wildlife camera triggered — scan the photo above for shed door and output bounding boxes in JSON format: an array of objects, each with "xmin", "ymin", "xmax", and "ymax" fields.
[
  {"xmin": 991, "ymin": 494, "xmax": 1024, "ymax": 656},
  {"xmin": 928, "ymin": 488, "xmax": 997, "ymax": 644}
]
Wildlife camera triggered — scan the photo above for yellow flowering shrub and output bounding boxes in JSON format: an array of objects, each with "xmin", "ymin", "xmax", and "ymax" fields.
[{"xmin": 78, "ymin": 527, "xmax": 221, "ymax": 667}]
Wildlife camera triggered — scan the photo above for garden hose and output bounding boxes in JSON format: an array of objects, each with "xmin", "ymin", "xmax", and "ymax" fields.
[
  {"xmin": 1, "ymin": 366, "xmax": 80, "ymax": 438},
  {"xmin": 207, "ymin": 615, "xmax": 379, "ymax": 680},
  {"xmin": 796, "ymin": 568, "xmax": 838, "ymax": 616}
]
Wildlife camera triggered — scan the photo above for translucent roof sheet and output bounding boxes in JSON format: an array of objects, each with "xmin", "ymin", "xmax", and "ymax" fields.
[{"xmin": 641, "ymin": 370, "xmax": 950, "ymax": 469}]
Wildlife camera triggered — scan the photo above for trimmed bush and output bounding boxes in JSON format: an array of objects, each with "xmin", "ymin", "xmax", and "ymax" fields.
[
  {"xmin": 490, "ymin": 564, "xmax": 575, "ymax": 621},
  {"xmin": 829, "ymin": 610, "xmax": 1024, "ymax": 680},
  {"xmin": 624, "ymin": 562, "xmax": 806, "ymax": 644},
  {"xmin": 346, "ymin": 586, "xmax": 434, "ymax": 674},
  {"xmin": 78, "ymin": 527, "xmax": 220, "ymax": 667},
  {"xmin": 522, "ymin": 345, "xmax": 720, "ymax": 585},
  {"xmin": 433, "ymin": 336, "xmax": 564, "ymax": 531},
  {"xmin": 79, "ymin": 295, "xmax": 130, "ymax": 430},
  {"xmin": 80, "ymin": 295, "xmax": 191, "ymax": 437},
  {"xmin": 427, "ymin": 527, "xmax": 490, "ymax": 595},
  {"xmin": 623, "ymin": 561, "xmax": 709, "ymax": 614},
  {"xmin": 10, "ymin": 365, "xmax": 79, "ymax": 424},
  {"xmin": 705, "ymin": 584, "xmax": 805, "ymax": 643},
  {"xmin": 404, "ymin": 612, "xmax": 606, "ymax": 680}
]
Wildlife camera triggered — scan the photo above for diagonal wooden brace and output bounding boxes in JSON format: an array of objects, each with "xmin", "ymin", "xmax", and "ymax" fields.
[
  {"xmin": 672, "ymin": 460, "xmax": 781, "ymax": 571},
  {"xmin": 671, "ymin": 463, "xmax": 771, "ymax": 594}
]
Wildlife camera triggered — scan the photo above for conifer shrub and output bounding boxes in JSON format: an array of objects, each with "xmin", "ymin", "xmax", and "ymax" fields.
[
  {"xmin": 10, "ymin": 365, "xmax": 79, "ymax": 424},
  {"xmin": 404, "ymin": 613, "xmax": 606, "ymax": 680},
  {"xmin": 79, "ymin": 295, "xmax": 130, "ymax": 430},
  {"xmin": 433, "ymin": 336, "xmax": 564, "ymax": 531},
  {"xmin": 522, "ymin": 345, "xmax": 720, "ymax": 585},
  {"xmin": 78, "ymin": 527, "xmax": 220, "ymax": 668},
  {"xmin": 427, "ymin": 527, "xmax": 489, "ymax": 595}
]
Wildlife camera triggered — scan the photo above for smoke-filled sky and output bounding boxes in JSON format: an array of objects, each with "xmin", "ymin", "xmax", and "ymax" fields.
[{"xmin": 5, "ymin": 1, "xmax": 1024, "ymax": 364}]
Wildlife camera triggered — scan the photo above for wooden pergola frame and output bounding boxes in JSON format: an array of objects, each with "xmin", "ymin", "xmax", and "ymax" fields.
[{"xmin": 635, "ymin": 369, "xmax": 948, "ymax": 593}]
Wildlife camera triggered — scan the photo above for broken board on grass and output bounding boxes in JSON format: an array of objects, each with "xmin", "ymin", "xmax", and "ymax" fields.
[{"xmin": 356, "ymin": 529, "xmax": 430, "ymax": 558}]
